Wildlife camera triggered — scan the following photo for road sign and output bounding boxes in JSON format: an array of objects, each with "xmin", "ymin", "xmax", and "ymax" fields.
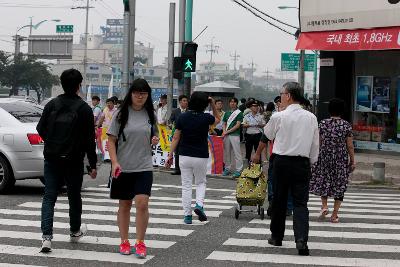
[
  {"xmin": 28, "ymin": 35, "xmax": 73, "ymax": 59},
  {"xmin": 56, "ymin": 25, "xmax": 74, "ymax": 33},
  {"xmin": 281, "ymin": 53, "xmax": 316, "ymax": 72}
]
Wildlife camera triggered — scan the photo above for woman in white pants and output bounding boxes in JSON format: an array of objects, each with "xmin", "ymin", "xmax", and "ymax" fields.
[{"xmin": 166, "ymin": 92, "xmax": 220, "ymax": 224}]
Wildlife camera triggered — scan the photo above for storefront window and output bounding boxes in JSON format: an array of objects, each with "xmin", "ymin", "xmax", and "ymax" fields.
[{"xmin": 352, "ymin": 50, "xmax": 400, "ymax": 152}]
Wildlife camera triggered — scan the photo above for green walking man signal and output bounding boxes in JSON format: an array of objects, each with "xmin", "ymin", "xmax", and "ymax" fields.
[
  {"xmin": 184, "ymin": 59, "xmax": 193, "ymax": 71},
  {"xmin": 173, "ymin": 42, "xmax": 198, "ymax": 79}
]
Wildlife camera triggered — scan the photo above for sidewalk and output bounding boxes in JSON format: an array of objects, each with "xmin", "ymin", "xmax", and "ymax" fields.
[
  {"xmin": 351, "ymin": 152, "xmax": 400, "ymax": 187},
  {"xmin": 156, "ymin": 149, "xmax": 400, "ymax": 189}
]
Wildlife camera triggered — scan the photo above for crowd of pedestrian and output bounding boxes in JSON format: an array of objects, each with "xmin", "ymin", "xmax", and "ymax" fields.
[{"xmin": 37, "ymin": 69, "xmax": 356, "ymax": 258}]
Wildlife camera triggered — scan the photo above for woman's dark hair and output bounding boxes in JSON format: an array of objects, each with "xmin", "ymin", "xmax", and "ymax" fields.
[
  {"xmin": 117, "ymin": 78, "xmax": 155, "ymax": 137},
  {"xmin": 328, "ymin": 98, "xmax": 345, "ymax": 117},
  {"xmin": 266, "ymin": 102, "xmax": 275, "ymax": 112},
  {"xmin": 92, "ymin": 95, "xmax": 100, "ymax": 101},
  {"xmin": 283, "ymin": 82, "xmax": 303, "ymax": 102},
  {"xmin": 106, "ymin": 98, "xmax": 114, "ymax": 104},
  {"xmin": 188, "ymin": 91, "xmax": 209, "ymax": 112},
  {"xmin": 60, "ymin": 69, "xmax": 83, "ymax": 94}
]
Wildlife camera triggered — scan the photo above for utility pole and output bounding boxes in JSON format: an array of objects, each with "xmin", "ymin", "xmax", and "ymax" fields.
[
  {"xmin": 122, "ymin": 0, "xmax": 130, "ymax": 95},
  {"xmin": 71, "ymin": 0, "xmax": 93, "ymax": 98},
  {"xmin": 205, "ymin": 38, "xmax": 219, "ymax": 82},
  {"xmin": 183, "ymin": 0, "xmax": 193, "ymax": 96},
  {"xmin": 13, "ymin": 35, "xmax": 22, "ymax": 56},
  {"xmin": 230, "ymin": 50, "xmax": 240, "ymax": 72},
  {"xmin": 29, "ymin": 16, "xmax": 33, "ymax": 35},
  {"xmin": 298, "ymin": 49, "xmax": 305, "ymax": 93},
  {"xmin": 263, "ymin": 69, "xmax": 271, "ymax": 90},
  {"xmin": 167, "ymin": 3, "xmax": 176, "ymax": 120},
  {"xmin": 249, "ymin": 60, "xmax": 256, "ymax": 84},
  {"xmin": 128, "ymin": 0, "xmax": 136, "ymax": 85},
  {"xmin": 178, "ymin": 0, "xmax": 186, "ymax": 96}
]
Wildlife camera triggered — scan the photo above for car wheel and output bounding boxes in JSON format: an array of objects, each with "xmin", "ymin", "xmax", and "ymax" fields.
[{"xmin": 0, "ymin": 156, "xmax": 15, "ymax": 194}]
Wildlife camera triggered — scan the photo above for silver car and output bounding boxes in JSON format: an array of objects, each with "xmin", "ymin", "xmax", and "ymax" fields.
[{"xmin": 0, "ymin": 98, "xmax": 44, "ymax": 193}]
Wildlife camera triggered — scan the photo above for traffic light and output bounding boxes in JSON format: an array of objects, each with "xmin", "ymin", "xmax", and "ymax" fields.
[
  {"xmin": 173, "ymin": 42, "xmax": 198, "ymax": 80},
  {"xmin": 173, "ymin": 57, "xmax": 183, "ymax": 80},
  {"xmin": 181, "ymin": 42, "xmax": 198, "ymax": 72},
  {"xmin": 123, "ymin": 0, "xmax": 129, "ymax": 11}
]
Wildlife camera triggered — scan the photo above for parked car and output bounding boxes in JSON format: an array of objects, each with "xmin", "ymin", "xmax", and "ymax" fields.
[
  {"xmin": 0, "ymin": 98, "xmax": 44, "ymax": 193},
  {"xmin": 40, "ymin": 97, "xmax": 54, "ymax": 107}
]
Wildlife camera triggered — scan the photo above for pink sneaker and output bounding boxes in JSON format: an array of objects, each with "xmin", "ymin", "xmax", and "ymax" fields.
[
  {"xmin": 119, "ymin": 240, "xmax": 131, "ymax": 255},
  {"xmin": 134, "ymin": 241, "xmax": 147, "ymax": 259}
]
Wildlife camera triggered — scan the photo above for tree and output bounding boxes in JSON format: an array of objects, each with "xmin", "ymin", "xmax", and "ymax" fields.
[
  {"xmin": 237, "ymin": 78, "xmax": 280, "ymax": 103},
  {"xmin": 0, "ymin": 51, "xmax": 59, "ymax": 103}
]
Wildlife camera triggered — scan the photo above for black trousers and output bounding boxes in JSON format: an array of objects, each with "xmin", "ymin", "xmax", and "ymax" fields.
[
  {"xmin": 245, "ymin": 133, "xmax": 262, "ymax": 161},
  {"xmin": 270, "ymin": 155, "xmax": 311, "ymax": 243}
]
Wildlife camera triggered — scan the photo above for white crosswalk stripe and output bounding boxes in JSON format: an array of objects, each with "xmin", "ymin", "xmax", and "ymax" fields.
[
  {"xmin": 57, "ymin": 196, "xmax": 233, "ymax": 210},
  {"xmin": 19, "ymin": 202, "xmax": 223, "ymax": 217},
  {"xmin": 207, "ymin": 191, "xmax": 400, "ymax": 266},
  {"xmin": 0, "ymin": 183, "xmax": 230, "ymax": 265}
]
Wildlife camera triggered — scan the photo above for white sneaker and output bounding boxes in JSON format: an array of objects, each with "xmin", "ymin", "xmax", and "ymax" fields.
[
  {"xmin": 70, "ymin": 223, "xmax": 87, "ymax": 243},
  {"xmin": 40, "ymin": 239, "xmax": 52, "ymax": 253}
]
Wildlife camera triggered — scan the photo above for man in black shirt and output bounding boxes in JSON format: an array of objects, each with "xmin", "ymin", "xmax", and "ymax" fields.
[{"xmin": 37, "ymin": 69, "xmax": 97, "ymax": 253}]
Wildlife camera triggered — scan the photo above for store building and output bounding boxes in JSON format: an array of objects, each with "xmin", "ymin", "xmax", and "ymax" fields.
[{"xmin": 297, "ymin": 0, "xmax": 400, "ymax": 154}]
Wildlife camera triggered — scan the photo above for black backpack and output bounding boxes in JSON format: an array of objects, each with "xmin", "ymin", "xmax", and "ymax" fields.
[{"xmin": 44, "ymin": 97, "xmax": 86, "ymax": 159}]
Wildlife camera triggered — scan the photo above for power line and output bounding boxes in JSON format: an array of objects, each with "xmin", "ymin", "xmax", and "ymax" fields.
[
  {"xmin": 0, "ymin": 3, "xmax": 71, "ymax": 9},
  {"xmin": 240, "ymin": 0, "xmax": 298, "ymax": 29},
  {"xmin": 99, "ymin": 0, "xmax": 120, "ymax": 18},
  {"xmin": 232, "ymin": 0, "xmax": 295, "ymax": 36}
]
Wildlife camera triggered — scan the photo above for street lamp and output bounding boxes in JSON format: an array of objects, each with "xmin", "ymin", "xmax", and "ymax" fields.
[
  {"xmin": 278, "ymin": 6, "xmax": 299, "ymax": 10},
  {"xmin": 17, "ymin": 18, "xmax": 61, "ymax": 35},
  {"xmin": 14, "ymin": 18, "xmax": 61, "ymax": 55}
]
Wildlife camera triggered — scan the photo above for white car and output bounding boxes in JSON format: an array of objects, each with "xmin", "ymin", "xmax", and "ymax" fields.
[{"xmin": 0, "ymin": 98, "xmax": 44, "ymax": 193}]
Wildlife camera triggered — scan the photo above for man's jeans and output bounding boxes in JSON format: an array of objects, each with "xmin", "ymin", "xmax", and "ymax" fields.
[{"xmin": 41, "ymin": 160, "xmax": 84, "ymax": 240}]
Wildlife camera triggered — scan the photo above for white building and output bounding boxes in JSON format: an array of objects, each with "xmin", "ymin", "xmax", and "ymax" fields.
[{"xmin": 196, "ymin": 62, "xmax": 235, "ymax": 83}]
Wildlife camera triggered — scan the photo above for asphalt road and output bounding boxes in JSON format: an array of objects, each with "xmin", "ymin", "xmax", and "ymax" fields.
[{"xmin": 0, "ymin": 163, "xmax": 400, "ymax": 267}]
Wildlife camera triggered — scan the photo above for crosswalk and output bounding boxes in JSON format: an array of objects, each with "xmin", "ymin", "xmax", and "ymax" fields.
[
  {"xmin": 206, "ymin": 190, "xmax": 400, "ymax": 267},
  {"xmin": 0, "ymin": 183, "xmax": 235, "ymax": 266}
]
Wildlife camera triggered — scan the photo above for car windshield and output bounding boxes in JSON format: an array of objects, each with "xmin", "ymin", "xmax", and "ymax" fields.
[{"xmin": 0, "ymin": 102, "xmax": 43, "ymax": 123}]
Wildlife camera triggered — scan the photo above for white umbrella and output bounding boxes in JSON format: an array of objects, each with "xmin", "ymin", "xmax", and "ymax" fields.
[{"xmin": 108, "ymin": 74, "xmax": 114, "ymax": 99}]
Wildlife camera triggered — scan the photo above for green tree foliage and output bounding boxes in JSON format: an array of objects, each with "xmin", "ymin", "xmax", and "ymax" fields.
[{"xmin": 0, "ymin": 51, "xmax": 59, "ymax": 103}]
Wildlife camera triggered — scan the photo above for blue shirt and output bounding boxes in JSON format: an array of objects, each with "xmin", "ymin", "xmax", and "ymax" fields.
[{"xmin": 176, "ymin": 111, "xmax": 215, "ymax": 158}]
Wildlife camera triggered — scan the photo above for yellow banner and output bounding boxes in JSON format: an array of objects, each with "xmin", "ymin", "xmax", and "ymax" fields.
[{"xmin": 158, "ymin": 124, "xmax": 172, "ymax": 152}]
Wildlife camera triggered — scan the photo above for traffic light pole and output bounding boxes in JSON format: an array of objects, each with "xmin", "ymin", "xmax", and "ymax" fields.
[
  {"xmin": 167, "ymin": 3, "xmax": 176, "ymax": 120},
  {"xmin": 129, "ymin": 0, "xmax": 136, "ymax": 85},
  {"xmin": 183, "ymin": 0, "xmax": 193, "ymax": 97},
  {"xmin": 82, "ymin": 0, "xmax": 90, "ymax": 99},
  {"xmin": 178, "ymin": 0, "xmax": 186, "ymax": 96},
  {"xmin": 122, "ymin": 2, "xmax": 130, "ymax": 96}
]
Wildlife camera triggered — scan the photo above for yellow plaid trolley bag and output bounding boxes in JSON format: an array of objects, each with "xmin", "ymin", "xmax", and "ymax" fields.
[{"xmin": 235, "ymin": 164, "xmax": 267, "ymax": 220}]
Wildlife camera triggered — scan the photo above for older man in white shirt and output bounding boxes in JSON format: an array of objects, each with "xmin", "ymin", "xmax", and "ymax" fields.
[{"xmin": 264, "ymin": 82, "xmax": 319, "ymax": 256}]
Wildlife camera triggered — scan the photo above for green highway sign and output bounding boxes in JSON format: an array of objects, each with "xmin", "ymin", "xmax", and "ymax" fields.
[
  {"xmin": 281, "ymin": 53, "xmax": 316, "ymax": 72},
  {"xmin": 56, "ymin": 25, "xmax": 74, "ymax": 33}
]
